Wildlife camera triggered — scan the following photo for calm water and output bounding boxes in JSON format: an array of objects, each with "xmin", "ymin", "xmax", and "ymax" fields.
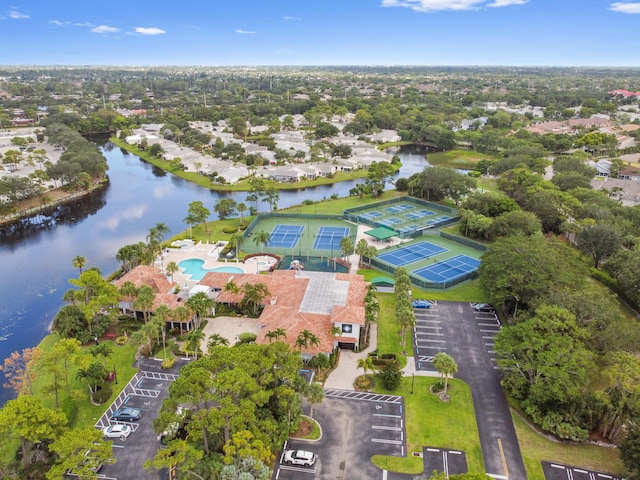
[{"xmin": 0, "ymin": 143, "xmax": 429, "ymax": 406}]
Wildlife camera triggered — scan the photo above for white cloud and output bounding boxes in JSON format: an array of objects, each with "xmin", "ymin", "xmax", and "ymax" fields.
[
  {"xmin": 487, "ymin": 0, "xmax": 528, "ymax": 6},
  {"xmin": 284, "ymin": 16, "xmax": 302, "ymax": 21},
  {"xmin": 49, "ymin": 20, "xmax": 70, "ymax": 26},
  {"xmin": 235, "ymin": 29, "xmax": 256, "ymax": 34},
  {"xmin": 74, "ymin": 22, "xmax": 94, "ymax": 27},
  {"xmin": 8, "ymin": 8, "xmax": 29, "ymax": 19},
  {"xmin": 91, "ymin": 25, "xmax": 120, "ymax": 33},
  {"xmin": 381, "ymin": 0, "xmax": 526, "ymax": 11},
  {"xmin": 609, "ymin": 2, "xmax": 640, "ymax": 13},
  {"xmin": 134, "ymin": 26, "xmax": 166, "ymax": 35}
]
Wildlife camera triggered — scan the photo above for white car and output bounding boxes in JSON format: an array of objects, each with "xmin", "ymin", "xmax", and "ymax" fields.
[
  {"xmin": 103, "ymin": 424, "xmax": 132, "ymax": 440},
  {"xmin": 283, "ymin": 449, "xmax": 316, "ymax": 467}
]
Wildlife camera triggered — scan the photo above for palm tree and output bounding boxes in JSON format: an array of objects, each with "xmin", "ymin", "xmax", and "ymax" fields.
[
  {"xmin": 76, "ymin": 362, "xmax": 107, "ymax": 398},
  {"xmin": 188, "ymin": 329, "xmax": 205, "ymax": 360},
  {"xmin": 265, "ymin": 328, "xmax": 287, "ymax": 343},
  {"xmin": 230, "ymin": 231, "xmax": 244, "ymax": 259},
  {"xmin": 253, "ymin": 230, "xmax": 271, "ymax": 253},
  {"xmin": 304, "ymin": 383, "xmax": 325, "ymax": 419},
  {"xmin": 119, "ymin": 281, "xmax": 138, "ymax": 313},
  {"xmin": 237, "ymin": 202, "xmax": 248, "ymax": 225},
  {"xmin": 357, "ymin": 356, "xmax": 376, "ymax": 377},
  {"xmin": 171, "ymin": 305, "xmax": 192, "ymax": 336},
  {"xmin": 396, "ymin": 305, "xmax": 415, "ymax": 355},
  {"xmin": 207, "ymin": 334, "xmax": 230, "ymax": 353},
  {"xmin": 90, "ymin": 343, "xmax": 113, "ymax": 368},
  {"xmin": 72, "ymin": 255, "xmax": 87, "ymax": 275},
  {"xmin": 433, "ymin": 352, "xmax": 458, "ymax": 397},
  {"xmin": 165, "ymin": 261, "xmax": 179, "ymax": 282},
  {"xmin": 295, "ymin": 329, "xmax": 321, "ymax": 352},
  {"xmin": 133, "ymin": 285, "xmax": 156, "ymax": 323}
]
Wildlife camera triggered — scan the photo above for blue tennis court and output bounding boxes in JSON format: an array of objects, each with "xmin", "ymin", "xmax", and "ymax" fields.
[
  {"xmin": 268, "ymin": 224, "xmax": 304, "ymax": 248},
  {"xmin": 313, "ymin": 226, "xmax": 351, "ymax": 250},
  {"xmin": 413, "ymin": 255, "xmax": 480, "ymax": 284},
  {"xmin": 405, "ymin": 212, "xmax": 424, "ymax": 221},
  {"xmin": 378, "ymin": 241, "xmax": 448, "ymax": 267}
]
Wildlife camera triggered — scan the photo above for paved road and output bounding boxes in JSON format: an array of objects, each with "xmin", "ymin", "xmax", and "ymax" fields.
[{"xmin": 413, "ymin": 301, "xmax": 527, "ymax": 480}]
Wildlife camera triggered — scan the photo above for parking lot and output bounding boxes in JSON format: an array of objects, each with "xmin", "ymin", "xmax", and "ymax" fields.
[
  {"xmin": 411, "ymin": 301, "xmax": 527, "ymax": 480},
  {"xmin": 91, "ymin": 358, "xmax": 188, "ymax": 480},
  {"xmin": 542, "ymin": 461, "xmax": 624, "ymax": 480},
  {"xmin": 423, "ymin": 447, "xmax": 468, "ymax": 477},
  {"xmin": 273, "ymin": 391, "xmax": 406, "ymax": 480}
]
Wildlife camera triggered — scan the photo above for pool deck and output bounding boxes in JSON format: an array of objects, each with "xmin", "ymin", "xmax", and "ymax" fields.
[{"xmin": 157, "ymin": 240, "xmax": 276, "ymax": 290}]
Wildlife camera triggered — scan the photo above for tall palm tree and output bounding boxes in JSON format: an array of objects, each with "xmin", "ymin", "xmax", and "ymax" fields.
[
  {"xmin": 230, "ymin": 232, "xmax": 244, "ymax": 259},
  {"xmin": 253, "ymin": 230, "xmax": 271, "ymax": 253},
  {"xmin": 72, "ymin": 255, "xmax": 87, "ymax": 275},
  {"xmin": 171, "ymin": 305, "xmax": 192, "ymax": 336},
  {"xmin": 188, "ymin": 329, "xmax": 205, "ymax": 360},
  {"xmin": 133, "ymin": 285, "xmax": 156, "ymax": 323},
  {"xmin": 396, "ymin": 305, "xmax": 415, "ymax": 355},
  {"xmin": 304, "ymin": 383, "xmax": 325, "ymax": 419},
  {"xmin": 76, "ymin": 362, "xmax": 107, "ymax": 398},
  {"xmin": 165, "ymin": 261, "xmax": 179, "ymax": 282},
  {"xmin": 237, "ymin": 202, "xmax": 248, "ymax": 225},
  {"xmin": 433, "ymin": 352, "xmax": 458, "ymax": 396}
]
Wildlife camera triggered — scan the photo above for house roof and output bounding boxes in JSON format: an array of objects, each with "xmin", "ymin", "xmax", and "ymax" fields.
[{"xmin": 113, "ymin": 265, "xmax": 174, "ymax": 294}]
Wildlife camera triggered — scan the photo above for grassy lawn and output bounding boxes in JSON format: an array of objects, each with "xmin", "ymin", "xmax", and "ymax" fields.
[
  {"xmin": 512, "ymin": 412, "xmax": 624, "ymax": 479},
  {"xmin": 32, "ymin": 334, "xmax": 139, "ymax": 429},
  {"xmin": 376, "ymin": 293, "xmax": 412, "ymax": 360},
  {"xmin": 428, "ymin": 149, "xmax": 497, "ymax": 170},
  {"xmin": 372, "ymin": 377, "xmax": 483, "ymax": 474}
]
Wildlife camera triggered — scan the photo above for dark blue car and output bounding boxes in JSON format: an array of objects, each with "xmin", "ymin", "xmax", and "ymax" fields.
[{"xmin": 412, "ymin": 299, "xmax": 431, "ymax": 309}]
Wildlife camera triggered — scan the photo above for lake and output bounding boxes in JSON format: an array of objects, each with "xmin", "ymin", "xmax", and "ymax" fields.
[{"xmin": 0, "ymin": 142, "xmax": 430, "ymax": 406}]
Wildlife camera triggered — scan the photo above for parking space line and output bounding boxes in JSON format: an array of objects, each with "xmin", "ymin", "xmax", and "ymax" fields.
[
  {"xmin": 372, "ymin": 425, "xmax": 403, "ymax": 431},
  {"xmin": 371, "ymin": 438, "xmax": 404, "ymax": 445},
  {"xmin": 373, "ymin": 414, "xmax": 402, "ymax": 418},
  {"xmin": 278, "ymin": 465, "xmax": 317, "ymax": 474}
]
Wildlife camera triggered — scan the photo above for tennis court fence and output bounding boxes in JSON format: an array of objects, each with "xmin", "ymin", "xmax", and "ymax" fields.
[
  {"xmin": 244, "ymin": 212, "xmax": 347, "ymax": 238},
  {"xmin": 368, "ymin": 257, "xmax": 478, "ymax": 290}
]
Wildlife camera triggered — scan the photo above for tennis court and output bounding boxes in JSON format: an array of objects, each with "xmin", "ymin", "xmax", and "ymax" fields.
[
  {"xmin": 347, "ymin": 197, "xmax": 458, "ymax": 237},
  {"xmin": 312, "ymin": 226, "xmax": 351, "ymax": 250},
  {"xmin": 413, "ymin": 255, "xmax": 481, "ymax": 284},
  {"xmin": 267, "ymin": 224, "xmax": 304, "ymax": 248},
  {"xmin": 378, "ymin": 241, "xmax": 448, "ymax": 267}
]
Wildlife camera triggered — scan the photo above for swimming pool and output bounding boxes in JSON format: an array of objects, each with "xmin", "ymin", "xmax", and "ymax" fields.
[{"xmin": 178, "ymin": 259, "xmax": 244, "ymax": 281}]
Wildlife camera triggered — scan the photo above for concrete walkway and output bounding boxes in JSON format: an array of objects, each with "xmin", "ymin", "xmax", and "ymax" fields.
[{"xmin": 324, "ymin": 323, "xmax": 378, "ymax": 389}]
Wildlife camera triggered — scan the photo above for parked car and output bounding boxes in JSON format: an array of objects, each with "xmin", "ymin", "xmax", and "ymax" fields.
[
  {"xmin": 110, "ymin": 407, "xmax": 141, "ymax": 422},
  {"xmin": 283, "ymin": 449, "xmax": 317, "ymax": 467},
  {"xmin": 412, "ymin": 299, "xmax": 431, "ymax": 309},
  {"xmin": 102, "ymin": 423, "xmax": 132, "ymax": 440},
  {"xmin": 471, "ymin": 303, "xmax": 494, "ymax": 312}
]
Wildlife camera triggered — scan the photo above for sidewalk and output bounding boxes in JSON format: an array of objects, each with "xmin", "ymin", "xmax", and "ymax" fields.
[{"xmin": 324, "ymin": 323, "xmax": 378, "ymax": 390}]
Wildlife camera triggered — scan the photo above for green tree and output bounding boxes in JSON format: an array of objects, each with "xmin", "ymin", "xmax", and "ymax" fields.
[
  {"xmin": 340, "ymin": 236, "xmax": 354, "ymax": 263},
  {"xmin": 214, "ymin": 198, "xmax": 238, "ymax": 221},
  {"xmin": 186, "ymin": 291, "xmax": 215, "ymax": 328},
  {"xmin": 378, "ymin": 362, "xmax": 403, "ymax": 391},
  {"xmin": 433, "ymin": 352, "xmax": 458, "ymax": 396},
  {"xmin": 494, "ymin": 305, "xmax": 594, "ymax": 408},
  {"xmin": 68, "ymin": 269, "xmax": 120, "ymax": 336},
  {"xmin": 303, "ymin": 383, "xmax": 325, "ymax": 419},
  {"xmin": 0, "ymin": 396, "xmax": 67, "ymax": 469},
  {"xmin": 186, "ymin": 200, "xmax": 211, "ymax": 235},
  {"xmin": 207, "ymin": 334, "xmax": 230, "ymax": 352},
  {"xmin": 133, "ymin": 284, "xmax": 156, "ymax": 324},
  {"xmin": 576, "ymin": 223, "xmax": 622, "ymax": 269},
  {"xmin": 72, "ymin": 255, "xmax": 87, "ymax": 275},
  {"xmin": 76, "ymin": 361, "xmax": 107, "ymax": 399},
  {"xmin": 265, "ymin": 328, "xmax": 286, "ymax": 343},
  {"xmin": 620, "ymin": 423, "xmax": 640, "ymax": 480},
  {"xmin": 165, "ymin": 261, "xmax": 179, "ymax": 282},
  {"xmin": 237, "ymin": 202, "xmax": 248, "ymax": 225},
  {"xmin": 144, "ymin": 439, "xmax": 204, "ymax": 479},
  {"xmin": 295, "ymin": 330, "xmax": 321, "ymax": 353},
  {"xmin": 357, "ymin": 356, "xmax": 376, "ymax": 377},
  {"xmin": 253, "ymin": 230, "xmax": 271, "ymax": 253}
]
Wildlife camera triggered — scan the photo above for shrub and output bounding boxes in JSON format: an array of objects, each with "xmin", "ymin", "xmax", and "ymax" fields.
[
  {"xmin": 378, "ymin": 362, "xmax": 402, "ymax": 391},
  {"xmin": 237, "ymin": 332, "xmax": 257, "ymax": 344},
  {"xmin": 92, "ymin": 384, "xmax": 112, "ymax": 404},
  {"xmin": 223, "ymin": 226, "xmax": 238, "ymax": 234},
  {"xmin": 161, "ymin": 357, "xmax": 177, "ymax": 369},
  {"xmin": 60, "ymin": 396, "xmax": 77, "ymax": 425},
  {"xmin": 354, "ymin": 374, "xmax": 375, "ymax": 391},
  {"xmin": 115, "ymin": 335, "xmax": 129, "ymax": 345}
]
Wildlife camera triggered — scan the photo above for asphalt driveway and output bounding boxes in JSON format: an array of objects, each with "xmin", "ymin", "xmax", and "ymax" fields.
[{"xmin": 412, "ymin": 301, "xmax": 527, "ymax": 480}]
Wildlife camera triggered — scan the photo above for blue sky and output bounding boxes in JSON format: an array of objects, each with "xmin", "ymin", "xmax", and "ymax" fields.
[{"xmin": 1, "ymin": 0, "xmax": 639, "ymax": 66}]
